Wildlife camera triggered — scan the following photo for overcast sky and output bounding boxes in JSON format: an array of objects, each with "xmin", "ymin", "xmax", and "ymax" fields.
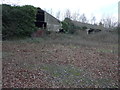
[{"xmin": 2, "ymin": 0, "xmax": 119, "ymax": 23}]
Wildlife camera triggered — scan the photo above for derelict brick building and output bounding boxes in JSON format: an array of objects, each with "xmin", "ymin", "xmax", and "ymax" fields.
[{"xmin": 35, "ymin": 8, "xmax": 62, "ymax": 32}]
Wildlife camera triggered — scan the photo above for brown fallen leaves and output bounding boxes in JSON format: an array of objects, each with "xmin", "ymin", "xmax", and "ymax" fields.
[{"xmin": 2, "ymin": 41, "xmax": 118, "ymax": 88}]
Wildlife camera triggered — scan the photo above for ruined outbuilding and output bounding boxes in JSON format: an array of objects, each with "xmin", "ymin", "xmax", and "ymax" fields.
[
  {"xmin": 72, "ymin": 20, "xmax": 105, "ymax": 30},
  {"xmin": 35, "ymin": 8, "xmax": 62, "ymax": 32}
]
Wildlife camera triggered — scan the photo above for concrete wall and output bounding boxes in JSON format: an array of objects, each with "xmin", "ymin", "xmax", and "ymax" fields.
[{"xmin": 45, "ymin": 12, "xmax": 62, "ymax": 31}]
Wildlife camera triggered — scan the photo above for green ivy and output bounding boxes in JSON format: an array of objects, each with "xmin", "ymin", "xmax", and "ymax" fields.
[{"xmin": 2, "ymin": 4, "xmax": 38, "ymax": 40}]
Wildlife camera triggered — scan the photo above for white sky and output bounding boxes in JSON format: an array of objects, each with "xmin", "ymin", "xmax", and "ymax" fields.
[{"xmin": 1, "ymin": 0, "xmax": 119, "ymax": 23}]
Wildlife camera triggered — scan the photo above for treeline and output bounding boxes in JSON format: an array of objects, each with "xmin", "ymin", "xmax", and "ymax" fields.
[
  {"xmin": 2, "ymin": 4, "xmax": 38, "ymax": 40},
  {"xmin": 51, "ymin": 9, "xmax": 118, "ymax": 29}
]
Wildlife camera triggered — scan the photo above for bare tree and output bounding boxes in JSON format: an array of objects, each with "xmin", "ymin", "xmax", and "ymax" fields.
[
  {"xmin": 91, "ymin": 16, "xmax": 96, "ymax": 24},
  {"xmin": 2, "ymin": 0, "xmax": 20, "ymax": 5},
  {"xmin": 110, "ymin": 17, "xmax": 118, "ymax": 27},
  {"xmin": 100, "ymin": 16, "xmax": 118, "ymax": 28},
  {"xmin": 72, "ymin": 12, "xmax": 80, "ymax": 21},
  {"xmin": 56, "ymin": 11, "xmax": 61, "ymax": 20},
  {"xmin": 64, "ymin": 9, "xmax": 71, "ymax": 19},
  {"xmin": 112, "ymin": 21, "xmax": 118, "ymax": 27},
  {"xmin": 50, "ymin": 8, "xmax": 53, "ymax": 15},
  {"xmin": 106, "ymin": 17, "xmax": 112, "ymax": 28},
  {"xmin": 79, "ymin": 14, "xmax": 87, "ymax": 23},
  {"xmin": 99, "ymin": 22, "xmax": 103, "ymax": 26}
]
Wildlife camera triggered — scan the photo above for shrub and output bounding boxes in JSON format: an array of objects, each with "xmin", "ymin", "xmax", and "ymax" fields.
[
  {"xmin": 82, "ymin": 26, "xmax": 87, "ymax": 30},
  {"xmin": 61, "ymin": 18, "xmax": 76, "ymax": 34},
  {"xmin": 2, "ymin": 4, "xmax": 38, "ymax": 40},
  {"xmin": 61, "ymin": 21, "xmax": 69, "ymax": 33}
]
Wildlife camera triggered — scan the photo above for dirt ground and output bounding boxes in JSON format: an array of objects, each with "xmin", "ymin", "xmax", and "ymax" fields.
[{"xmin": 2, "ymin": 30, "xmax": 119, "ymax": 88}]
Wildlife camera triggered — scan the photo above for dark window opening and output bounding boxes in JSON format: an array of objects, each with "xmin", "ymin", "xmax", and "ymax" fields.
[
  {"xmin": 36, "ymin": 9, "xmax": 44, "ymax": 21},
  {"xmin": 35, "ymin": 8, "xmax": 46, "ymax": 28},
  {"xmin": 35, "ymin": 22, "xmax": 47, "ymax": 29}
]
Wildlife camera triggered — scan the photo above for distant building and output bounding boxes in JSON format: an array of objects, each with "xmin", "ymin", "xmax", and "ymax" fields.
[
  {"xmin": 72, "ymin": 20, "xmax": 106, "ymax": 30},
  {"xmin": 35, "ymin": 8, "xmax": 62, "ymax": 32}
]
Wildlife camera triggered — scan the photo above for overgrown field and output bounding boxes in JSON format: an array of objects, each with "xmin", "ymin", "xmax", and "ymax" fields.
[{"xmin": 2, "ymin": 30, "xmax": 118, "ymax": 88}]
